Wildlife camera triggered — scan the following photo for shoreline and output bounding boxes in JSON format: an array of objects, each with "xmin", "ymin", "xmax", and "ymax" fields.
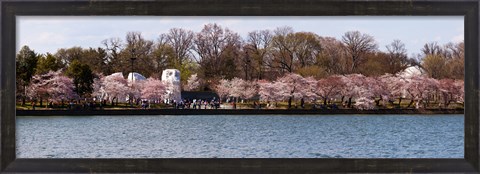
[{"xmin": 16, "ymin": 108, "xmax": 464, "ymax": 116}]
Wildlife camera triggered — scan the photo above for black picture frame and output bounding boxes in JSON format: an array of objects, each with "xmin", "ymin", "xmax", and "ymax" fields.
[{"xmin": 2, "ymin": 0, "xmax": 479, "ymax": 173}]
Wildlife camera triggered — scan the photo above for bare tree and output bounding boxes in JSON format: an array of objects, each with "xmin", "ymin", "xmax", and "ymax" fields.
[
  {"xmin": 152, "ymin": 35, "xmax": 175, "ymax": 76},
  {"xmin": 193, "ymin": 23, "xmax": 242, "ymax": 80},
  {"xmin": 269, "ymin": 26, "xmax": 297, "ymax": 73},
  {"xmin": 317, "ymin": 37, "xmax": 348, "ymax": 75},
  {"xmin": 444, "ymin": 42, "xmax": 464, "ymax": 60},
  {"xmin": 421, "ymin": 42, "xmax": 442, "ymax": 56},
  {"xmin": 162, "ymin": 28, "xmax": 194, "ymax": 66},
  {"xmin": 385, "ymin": 39, "xmax": 413, "ymax": 74},
  {"xmin": 422, "ymin": 54, "xmax": 448, "ymax": 79},
  {"xmin": 294, "ymin": 32, "xmax": 322, "ymax": 68},
  {"xmin": 341, "ymin": 31, "xmax": 378, "ymax": 73},
  {"xmin": 421, "ymin": 41, "xmax": 464, "ymax": 79},
  {"xmin": 123, "ymin": 32, "xmax": 154, "ymax": 77},
  {"xmin": 102, "ymin": 37, "xmax": 124, "ymax": 74},
  {"xmin": 244, "ymin": 29, "xmax": 273, "ymax": 80},
  {"xmin": 444, "ymin": 42, "xmax": 464, "ymax": 79}
]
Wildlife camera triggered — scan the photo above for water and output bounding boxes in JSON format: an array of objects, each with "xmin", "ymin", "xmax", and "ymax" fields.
[{"xmin": 16, "ymin": 114, "xmax": 464, "ymax": 158}]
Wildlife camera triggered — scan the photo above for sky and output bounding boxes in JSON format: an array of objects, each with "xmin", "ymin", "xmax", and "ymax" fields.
[{"xmin": 17, "ymin": 16, "xmax": 463, "ymax": 56}]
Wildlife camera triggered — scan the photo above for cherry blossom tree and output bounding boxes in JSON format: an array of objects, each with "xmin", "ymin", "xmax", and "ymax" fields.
[
  {"xmin": 258, "ymin": 80, "xmax": 277, "ymax": 102},
  {"xmin": 312, "ymin": 75, "xmax": 344, "ymax": 105},
  {"xmin": 141, "ymin": 78, "xmax": 166, "ymax": 102},
  {"xmin": 258, "ymin": 79, "xmax": 286, "ymax": 108},
  {"xmin": 348, "ymin": 74, "xmax": 376, "ymax": 109},
  {"xmin": 337, "ymin": 74, "xmax": 380, "ymax": 109},
  {"xmin": 185, "ymin": 73, "xmax": 202, "ymax": 91},
  {"xmin": 27, "ymin": 72, "xmax": 52, "ymax": 105},
  {"xmin": 338, "ymin": 74, "xmax": 366, "ymax": 108},
  {"xmin": 27, "ymin": 70, "xmax": 77, "ymax": 107},
  {"xmin": 223, "ymin": 78, "xmax": 257, "ymax": 101},
  {"xmin": 239, "ymin": 80, "xmax": 259, "ymax": 101},
  {"xmin": 48, "ymin": 74, "xmax": 77, "ymax": 104},
  {"xmin": 379, "ymin": 74, "xmax": 407, "ymax": 107},
  {"xmin": 354, "ymin": 97, "xmax": 376, "ymax": 110},
  {"xmin": 276, "ymin": 73, "xmax": 309, "ymax": 108},
  {"xmin": 128, "ymin": 80, "xmax": 145, "ymax": 104},
  {"xmin": 214, "ymin": 79, "xmax": 233, "ymax": 101},
  {"xmin": 403, "ymin": 75, "xmax": 439, "ymax": 108},
  {"xmin": 102, "ymin": 73, "xmax": 129, "ymax": 106},
  {"xmin": 366, "ymin": 76, "xmax": 390, "ymax": 107},
  {"xmin": 455, "ymin": 80, "xmax": 464, "ymax": 104},
  {"xmin": 337, "ymin": 75, "xmax": 353, "ymax": 107},
  {"xmin": 92, "ymin": 74, "xmax": 106, "ymax": 102},
  {"xmin": 439, "ymin": 79, "xmax": 464, "ymax": 107},
  {"xmin": 229, "ymin": 77, "xmax": 245, "ymax": 100},
  {"xmin": 302, "ymin": 77, "xmax": 318, "ymax": 102}
]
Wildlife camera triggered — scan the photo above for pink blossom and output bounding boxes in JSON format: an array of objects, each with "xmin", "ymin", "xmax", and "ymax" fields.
[
  {"xmin": 258, "ymin": 80, "xmax": 286, "ymax": 102},
  {"xmin": 102, "ymin": 73, "xmax": 129, "ymax": 102},
  {"xmin": 141, "ymin": 78, "xmax": 166, "ymax": 101},
  {"xmin": 214, "ymin": 79, "xmax": 233, "ymax": 100},
  {"xmin": 455, "ymin": 80, "xmax": 464, "ymax": 103},
  {"xmin": 313, "ymin": 75, "xmax": 344, "ymax": 104},
  {"xmin": 128, "ymin": 80, "xmax": 145, "ymax": 101},
  {"xmin": 185, "ymin": 73, "xmax": 202, "ymax": 91},
  {"xmin": 276, "ymin": 73, "xmax": 309, "ymax": 101},
  {"xmin": 439, "ymin": 79, "xmax": 464, "ymax": 107},
  {"xmin": 403, "ymin": 75, "xmax": 439, "ymax": 108},
  {"xmin": 354, "ymin": 97, "xmax": 376, "ymax": 110},
  {"xmin": 27, "ymin": 70, "xmax": 77, "ymax": 102}
]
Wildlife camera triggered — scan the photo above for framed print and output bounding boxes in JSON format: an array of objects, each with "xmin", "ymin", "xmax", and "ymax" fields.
[{"xmin": 2, "ymin": 0, "xmax": 479, "ymax": 173}]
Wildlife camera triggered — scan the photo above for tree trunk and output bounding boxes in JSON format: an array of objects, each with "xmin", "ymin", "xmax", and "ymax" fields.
[
  {"xmin": 288, "ymin": 97, "xmax": 292, "ymax": 109},
  {"xmin": 348, "ymin": 97, "xmax": 352, "ymax": 108},
  {"xmin": 23, "ymin": 85, "xmax": 27, "ymax": 106},
  {"xmin": 40, "ymin": 98, "xmax": 43, "ymax": 107},
  {"xmin": 407, "ymin": 99, "xmax": 414, "ymax": 108},
  {"xmin": 398, "ymin": 97, "xmax": 402, "ymax": 108},
  {"xmin": 323, "ymin": 98, "xmax": 327, "ymax": 105},
  {"xmin": 446, "ymin": 100, "xmax": 452, "ymax": 107}
]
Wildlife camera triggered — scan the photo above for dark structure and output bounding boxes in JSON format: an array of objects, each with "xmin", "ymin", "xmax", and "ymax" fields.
[{"xmin": 181, "ymin": 91, "xmax": 219, "ymax": 101}]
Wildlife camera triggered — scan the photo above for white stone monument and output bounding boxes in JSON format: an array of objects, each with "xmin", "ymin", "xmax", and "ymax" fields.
[
  {"xmin": 161, "ymin": 69, "xmax": 182, "ymax": 103},
  {"xmin": 127, "ymin": 72, "xmax": 147, "ymax": 83}
]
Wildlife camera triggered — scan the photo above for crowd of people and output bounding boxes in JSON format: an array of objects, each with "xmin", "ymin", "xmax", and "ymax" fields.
[
  {"xmin": 172, "ymin": 98, "xmax": 221, "ymax": 109},
  {"xmin": 25, "ymin": 96, "xmax": 349, "ymax": 111}
]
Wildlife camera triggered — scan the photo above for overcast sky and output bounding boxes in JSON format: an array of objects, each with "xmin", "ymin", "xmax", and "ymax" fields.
[{"xmin": 17, "ymin": 16, "xmax": 463, "ymax": 56}]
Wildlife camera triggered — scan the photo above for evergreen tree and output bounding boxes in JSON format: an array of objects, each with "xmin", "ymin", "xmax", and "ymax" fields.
[
  {"xmin": 16, "ymin": 46, "xmax": 39, "ymax": 105},
  {"xmin": 36, "ymin": 53, "xmax": 63, "ymax": 75},
  {"xmin": 66, "ymin": 60, "xmax": 94, "ymax": 98}
]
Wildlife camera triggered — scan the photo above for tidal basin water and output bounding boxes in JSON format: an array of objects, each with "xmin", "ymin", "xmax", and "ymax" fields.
[{"xmin": 16, "ymin": 114, "xmax": 463, "ymax": 158}]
